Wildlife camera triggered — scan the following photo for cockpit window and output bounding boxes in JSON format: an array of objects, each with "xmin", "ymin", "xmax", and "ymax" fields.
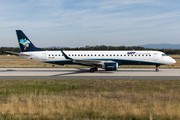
[{"xmin": 162, "ymin": 54, "xmax": 168, "ymax": 56}]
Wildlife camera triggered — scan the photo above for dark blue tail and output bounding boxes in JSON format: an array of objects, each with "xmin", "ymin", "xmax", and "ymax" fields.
[{"xmin": 16, "ymin": 30, "xmax": 43, "ymax": 52}]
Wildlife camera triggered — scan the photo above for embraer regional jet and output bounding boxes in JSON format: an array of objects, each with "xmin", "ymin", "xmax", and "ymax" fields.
[{"xmin": 6, "ymin": 30, "xmax": 176, "ymax": 72}]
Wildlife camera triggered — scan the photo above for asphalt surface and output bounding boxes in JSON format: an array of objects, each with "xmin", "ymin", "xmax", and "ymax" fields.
[{"xmin": 0, "ymin": 68, "xmax": 180, "ymax": 79}]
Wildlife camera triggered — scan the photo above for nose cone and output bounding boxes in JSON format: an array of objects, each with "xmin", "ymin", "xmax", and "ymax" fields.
[{"xmin": 171, "ymin": 58, "xmax": 176, "ymax": 64}]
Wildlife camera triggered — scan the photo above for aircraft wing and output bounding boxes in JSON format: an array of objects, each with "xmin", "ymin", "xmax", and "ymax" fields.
[{"xmin": 61, "ymin": 50, "xmax": 115, "ymax": 66}]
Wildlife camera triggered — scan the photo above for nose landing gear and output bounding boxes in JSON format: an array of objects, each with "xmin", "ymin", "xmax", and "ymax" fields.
[{"xmin": 155, "ymin": 65, "xmax": 160, "ymax": 72}]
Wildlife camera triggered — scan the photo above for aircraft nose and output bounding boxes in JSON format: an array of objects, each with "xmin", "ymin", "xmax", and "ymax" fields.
[{"xmin": 171, "ymin": 58, "xmax": 176, "ymax": 64}]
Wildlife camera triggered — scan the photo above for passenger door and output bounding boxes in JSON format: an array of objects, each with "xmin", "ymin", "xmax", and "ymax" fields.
[
  {"xmin": 42, "ymin": 53, "xmax": 46, "ymax": 60},
  {"xmin": 153, "ymin": 53, "xmax": 158, "ymax": 61}
]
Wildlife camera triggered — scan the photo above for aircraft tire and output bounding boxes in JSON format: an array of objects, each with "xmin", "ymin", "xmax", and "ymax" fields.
[
  {"xmin": 94, "ymin": 67, "xmax": 98, "ymax": 71},
  {"xmin": 89, "ymin": 68, "xmax": 95, "ymax": 73}
]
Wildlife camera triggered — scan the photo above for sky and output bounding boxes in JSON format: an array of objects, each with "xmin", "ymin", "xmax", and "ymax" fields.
[{"xmin": 0, "ymin": 0, "xmax": 180, "ymax": 48}]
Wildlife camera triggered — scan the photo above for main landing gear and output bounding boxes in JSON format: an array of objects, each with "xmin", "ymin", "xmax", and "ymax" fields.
[
  {"xmin": 89, "ymin": 65, "xmax": 98, "ymax": 73},
  {"xmin": 155, "ymin": 65, "xmax": 160, "ymax": 72}
]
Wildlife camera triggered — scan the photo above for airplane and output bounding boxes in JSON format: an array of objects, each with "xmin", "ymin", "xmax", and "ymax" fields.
[{"xmin": 6, "ymin": 30, "xmax": 176, "ymax": 72}]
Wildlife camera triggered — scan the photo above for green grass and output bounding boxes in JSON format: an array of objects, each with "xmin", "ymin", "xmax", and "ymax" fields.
[
  {"xmin": 0, "ymin": 80, "xmax": 79, "ymax": 97},
  {"xmin": 0, "ymin": 79, "xmax": 180, "ymax": 95},
  {"xmin": 0, "ymin": 79, "xmax": 180, "ymax": 119}
]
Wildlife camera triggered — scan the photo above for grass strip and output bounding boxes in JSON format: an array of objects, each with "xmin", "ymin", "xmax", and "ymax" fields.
[{"xmin": 0, "ymin": 79, "xmax": 180, "ymax": 119}]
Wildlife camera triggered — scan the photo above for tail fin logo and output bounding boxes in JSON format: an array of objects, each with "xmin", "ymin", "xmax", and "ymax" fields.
[{"xmin": 19, "ymin": 38, "xmax": 30, "ymax": 50}]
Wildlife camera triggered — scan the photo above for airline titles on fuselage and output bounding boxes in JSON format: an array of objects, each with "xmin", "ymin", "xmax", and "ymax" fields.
[{"xmin": 127, "ymin": 52, "xmax": 151, "ymax": 55}]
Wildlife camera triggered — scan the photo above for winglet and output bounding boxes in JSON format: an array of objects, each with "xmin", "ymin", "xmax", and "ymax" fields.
[{"xmin": 61, "ymin": 50, "xmax": 73, "ymax": 60}]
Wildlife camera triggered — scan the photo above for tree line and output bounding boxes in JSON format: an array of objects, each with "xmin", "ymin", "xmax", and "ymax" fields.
[{"xmin": 1, "ymin": 45, "xmax": 180, "ymax": 55}]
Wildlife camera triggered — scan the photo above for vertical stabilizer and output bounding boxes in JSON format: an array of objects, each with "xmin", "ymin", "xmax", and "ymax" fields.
[{"xmin": 16, "ymin": 30, "xmax": 43, "ymax": 52}]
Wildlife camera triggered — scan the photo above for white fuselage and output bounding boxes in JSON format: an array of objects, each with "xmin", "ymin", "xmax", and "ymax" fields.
[{"xmin": 21, "ymin": 50, "xmax": 176, "ymax": 66}]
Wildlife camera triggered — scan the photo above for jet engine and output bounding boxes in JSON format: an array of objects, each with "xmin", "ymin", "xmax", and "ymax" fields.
[{"xmin": 102, "ymin": 62, "xmax": 118, "ymax": 71}]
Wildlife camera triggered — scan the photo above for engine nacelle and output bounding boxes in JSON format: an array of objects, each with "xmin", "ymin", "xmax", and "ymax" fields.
[{"xmin": 102, "ymin": 62, "xmax": 118, "ymax": 71}]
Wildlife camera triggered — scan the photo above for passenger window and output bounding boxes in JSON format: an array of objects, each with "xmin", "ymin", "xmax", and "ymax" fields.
[
  {"xmin": 117, "ymin": 54, "xmax": 119, "ymax": 56},
  {"xmin": 52, "ymin": 54, "xmax": 54, "ymax": 56},
  {"xmin": 91, "ymin": 54, "xmax": 93, "ymax": 56},
  {"xmin": 131, "ymin": 55, "xmax": 133, "ymax": 56},
  {"xmin": 55, "ymin": 54, "xmax": 57, "ymax": 56},
  {"xmin": 49, "ymin": 54, "xmax": 50, "ymax": 56},
  {"xmin": 99, "ymin": 54, "xmax": 100, "ymax": 56},
  {"xmin": 88, "ymin": 54, "xmax": 89, "ymax": 56},
  {"xmin": 106, "ymin": 54, "xmax": 108, "ymax": 56},
  {"xmin": 110, "ymin": 54, "xmax": 112, "ymax": 56},
  {"xmin": 102, "ymin": 54, "xmax": 104, "ymax": 56},
  {"xmin": 72, "ymin": 54, "xmax": 74, "ymax": 56},
  {"xmin": 84, "ymin": 54, "xmax": 86, "ymax": 56}
]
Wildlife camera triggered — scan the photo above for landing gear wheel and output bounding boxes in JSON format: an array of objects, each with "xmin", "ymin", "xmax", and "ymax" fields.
[
  {"xmin": 89, "ymin": 68, "xmax": 95, "ymax": 73},
  {"xmin": 94, "ymin": 67, "xmax": 98, "ymax": 71},
  {"xmin": 89, "ymin": 65, "xmax": 98, "ymax": 72},
  {"xmin": 155, "ymin": 69, "xmax": 159, "ymax": 72}
]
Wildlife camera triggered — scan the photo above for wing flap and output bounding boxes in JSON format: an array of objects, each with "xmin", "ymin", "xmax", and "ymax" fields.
[
  {"xmin": 74, "ymin": 59, "xmax": 102, "ymax": 65},
  {"xmin": 74, "ymin": 59, "xmax": 115, "ymax": 65}
]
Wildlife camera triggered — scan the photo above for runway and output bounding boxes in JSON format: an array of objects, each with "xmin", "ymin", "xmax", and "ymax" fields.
[{"xmin": 0, "ymin": 68, "xmax": 180, "ymax": 79}]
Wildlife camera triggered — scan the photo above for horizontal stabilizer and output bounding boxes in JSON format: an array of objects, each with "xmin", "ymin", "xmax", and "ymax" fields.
[{"xmin": 5, "ymin": 51, "xmax": 31, "ymax": 57}]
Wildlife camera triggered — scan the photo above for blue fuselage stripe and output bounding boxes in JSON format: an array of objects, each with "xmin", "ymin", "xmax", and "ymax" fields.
[{"xmin": 43, "ymin": 59, "xmax": 166, "ymax": 66}]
